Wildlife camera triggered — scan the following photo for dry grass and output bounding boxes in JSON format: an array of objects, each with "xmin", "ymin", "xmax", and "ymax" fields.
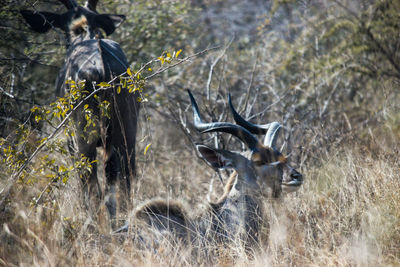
[{"xmin": 1, "ymin": 117, "xmax": 399, "ymax": 266}]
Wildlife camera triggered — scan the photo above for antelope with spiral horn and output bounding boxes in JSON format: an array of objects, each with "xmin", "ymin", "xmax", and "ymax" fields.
[{"xmin": 117, "ymin": 90, "xmax": 303, "ymax": 248}]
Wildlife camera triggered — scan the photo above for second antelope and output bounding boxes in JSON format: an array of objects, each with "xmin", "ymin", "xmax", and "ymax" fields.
[
  {"xmin": 21, "ymin": 0, "xmax": 139, "ymax": 226},
  {"xmin": 119, "ymin": 90, "xmax": 303, "ymax": 248}
]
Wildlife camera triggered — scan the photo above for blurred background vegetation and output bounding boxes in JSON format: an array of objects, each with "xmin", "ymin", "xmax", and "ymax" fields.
[{"xmin": 0, "ymin": 0, "xmax": 399, "ymax": 265}]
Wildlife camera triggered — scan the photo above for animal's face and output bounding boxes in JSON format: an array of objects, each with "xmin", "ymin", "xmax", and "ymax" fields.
[
  {"xmin": 63, "ymin": 7, "xmax": 125, "ymax": 44},
  {"xmin": 251, "ymin": 145, "xmax": 302, "ymax": 197},
  {"xmin": 196, "ymin": 144, "xmax": 303, "ymax": 198},
  {"xmin": 21, "ymin": 4, "xmax": 125, "ymax": 46},
  {"xmin": 66, "ymin": 7, "xmax": 96, "ymax": 41}
]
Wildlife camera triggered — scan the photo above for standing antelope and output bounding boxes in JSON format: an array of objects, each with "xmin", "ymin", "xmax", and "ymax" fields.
[
  {"xmin": 118, "ymin": 90, "xmax": 302, "ymax": 249},
  {"xmin": 21, "ymin": 0, "xmax": 140, "ymax": 225}
]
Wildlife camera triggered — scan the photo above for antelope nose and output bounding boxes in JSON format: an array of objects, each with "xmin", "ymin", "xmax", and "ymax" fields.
[
  {"xmin": 282, "ymin": 168, "xmax": 303, "ymax": 190},
  {"xmin": 291, "ymin": 170, "xmax": 302, "ymax": 181}
]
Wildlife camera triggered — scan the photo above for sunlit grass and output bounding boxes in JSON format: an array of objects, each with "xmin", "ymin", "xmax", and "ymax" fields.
[{"xmin": 1, "ymin": 132, "xmax": 399, "ymax": 266}]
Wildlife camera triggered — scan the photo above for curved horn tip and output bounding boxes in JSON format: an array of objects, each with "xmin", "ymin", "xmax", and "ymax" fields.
[
  {"xmin": 263, "ymin": 121, "xmax": 282, "ymax": 149},
  {"xmin": 228, "ymin": 93, "xmax": 269, "ymax": 135},
  {"xmin": 186, "ymin": 89, "xmax": 196, "ymax": 108},
  {"xmin": 85, "ymin": 0, "xmax": 98, "ymax": 11},
  {"xmin": 187, "ymin": 89, "xmax": 204, "ymax": 125}
]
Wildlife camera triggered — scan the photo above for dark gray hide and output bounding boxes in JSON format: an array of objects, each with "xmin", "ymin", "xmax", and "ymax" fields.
[{"xmin": 21, "ymin": 0, "xmax": 139, "ymax": 226}]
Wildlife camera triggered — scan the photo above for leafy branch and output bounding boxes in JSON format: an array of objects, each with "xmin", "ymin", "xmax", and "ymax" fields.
[{"xmin": 0, "ymin": 45, "xmax": 220, "ymax": 207}]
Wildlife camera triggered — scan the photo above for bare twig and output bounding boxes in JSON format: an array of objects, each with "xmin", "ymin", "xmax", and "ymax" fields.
[
  {"xmin": 145, "ymin": 45, "xmax": 221, "ymax": 81},
  {"xmin": 243, "ymin": 53, "xmax": 259, "ymax": 117},
  {"xmin": 0, "ymin": 86, "xmax": 15, "ymax": 99},
  {"xmin": 206, "ymin": 39, "xmax": 233, "ymax": 100}
]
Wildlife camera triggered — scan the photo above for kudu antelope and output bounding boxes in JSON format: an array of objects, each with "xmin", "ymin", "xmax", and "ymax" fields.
[
  {"xmin": 117, "ymin": 90, "xmax": 302, "ymax": 248},
  {"xmin": 21, "ymin": 0, "xmax": 139, "ymax": 225}
]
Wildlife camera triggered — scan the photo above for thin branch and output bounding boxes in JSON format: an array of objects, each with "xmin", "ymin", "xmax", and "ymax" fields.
[
  {"xmin": 206, "ymin": 39, "xmax": 233, "ymax": 100},
  {"xmin": 0, "ymin": 86, "xmax": 15, "ymax": 99},
  {"xmin": 145, "ymin": 45, "xmax": 221, "ymax": 81},
  {"xmin": 243, "ymin": 53, "xmax": 259, "ymax": 117}
]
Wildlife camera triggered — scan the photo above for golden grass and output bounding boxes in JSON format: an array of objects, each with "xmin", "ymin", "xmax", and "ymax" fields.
[{"xmin": 1, "ymin": 126, "xmax": 400, "ymax": 266}]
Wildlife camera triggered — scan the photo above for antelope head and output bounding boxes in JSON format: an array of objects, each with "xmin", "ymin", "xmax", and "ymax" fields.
[
  {"xmin": 188, "ymin": 90, "xmax": 303, "ymax": 198},
  {"xmin": 21, "ymin": 0, "xmax": 125, "ymax": 46}
]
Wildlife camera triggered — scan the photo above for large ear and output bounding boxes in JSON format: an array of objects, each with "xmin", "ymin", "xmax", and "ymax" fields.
[
  {"xmin": 95, "ymin": 14, "xmax": 125, "ymax": 35},
  {"xmin": 20, "ymin": 10, "xmax": 63, "ymax": 33},
  {"xmin": 196, "ymin": 145, "xmax": 233, "ymax": 169}
]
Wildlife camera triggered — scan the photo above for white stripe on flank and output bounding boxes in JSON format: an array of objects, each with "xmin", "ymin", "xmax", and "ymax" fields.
[
  {"xmin": 76, "ymin": 41, "xmax": 128, "ymax": 77},
  {"xmin": 100, "ymin": 41, "xmax": 129, "ymax": 69},
  {"xmin": 76, "ymin": 51, "xmax": 98, "ymax": 76}
]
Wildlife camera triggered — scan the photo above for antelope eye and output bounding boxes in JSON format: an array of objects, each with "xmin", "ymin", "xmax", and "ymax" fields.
[{"xmin": 253, "ymin": 160, "xmax": 265, "ymax": 166}]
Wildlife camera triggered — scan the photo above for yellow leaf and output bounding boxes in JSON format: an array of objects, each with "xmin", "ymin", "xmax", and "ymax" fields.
[
  {"xmin": 117, "ymin": 86, "xmax": 121, "ymax": 94},
  {"xmin": 176, "ymin": 49, "xmax": 182, "ymax": 58},
  {"xmin": 84, "ymin": 104, "xmax": 89, "ymax": 110},
  {"xmin": 148, "ymin": 68, "xmax": 152, "ymax": 72},
  {"xmin": 97, "ymin": 82, "xmax": 110, "ymax": 87},
  {"xmin": 59, "ymin": 165, "xmax": 67, "ymax": 172},
  {"xmin": 144, "ymin": 143, "xmax": 151, "ymax": 155},
  {"xmin": 166, "ymin": 52, "xmax": 172, "ymax": 58},
  {"xmin": 127, "ymin": 67, "xmax": 132, "ymax": 76},
  {"xmin": 158, "ymin": 57, "xmax": 165, "ymax": 65}
]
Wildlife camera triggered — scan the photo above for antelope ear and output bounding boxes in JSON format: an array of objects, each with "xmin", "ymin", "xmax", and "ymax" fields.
[
  {"xmin": 196, "ymin": 145, "xmax": 233, "ymax": 169},
  {"xmin": 20, "ymin": 10, "xmax": 63, "ymax": 33},
  {"xmin": 95, "ymin": 14, "xmax": 125, "ymax": 35}
]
